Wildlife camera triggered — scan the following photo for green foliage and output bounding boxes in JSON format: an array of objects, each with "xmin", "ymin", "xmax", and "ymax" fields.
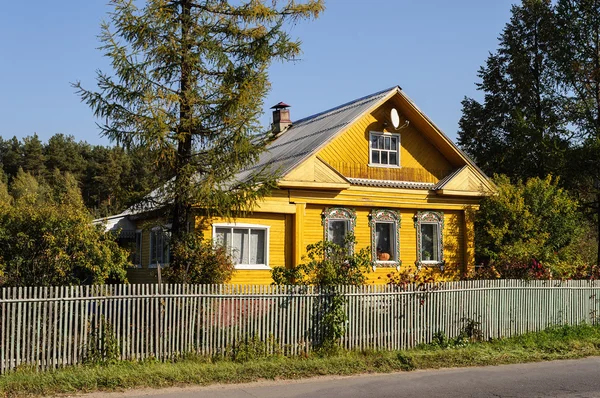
[
  {"xmin": 0, "ymin": 172, "xmax": 10, "ymax": 207},
  {"xmin": 272, "ymin": 238, "xmax": 370, "ymax": 350},
  {"xmin": 458, "ymin": 0, "xmax": 568, "ymax": 182},
  {"xmin": 74, "ymin": 0, "xmax": 324, "ymax": 270},
  {"xmin": 0, "ymin": 172, "xmax": 129, "ymax": 287},
  {"xmin": 271, "ymin": 238, "xmax": 371, "ymax": 286},
  {"xmin": 161, "ymin": 232, "xmax": 235, "ymax": 284},
  {"xmin": 0, "ymin": 134, "xmax": 159, "ymax": 217},
  {"xmin": 459, "ymin": 0, "xmax": 600, "ymax": 267},
  {"xmin": 475, "ymin": 175, "xmax": 586, "ymax": 278},
  {"xmin": 84, "ymin": 318, "xmax": 121, "ymax": 365},
  {"xmin": 10, "ymin": 168, "xmax": 48, "ymax": 205},
  {"xmin": 227, "ymin": 334, "xmax": 281, "ymax": 363}
]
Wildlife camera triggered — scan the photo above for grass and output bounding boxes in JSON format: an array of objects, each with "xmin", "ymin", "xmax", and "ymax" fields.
[{"xmin": 3, "ymin": 324, "xmax": 600, "ymax": 397}]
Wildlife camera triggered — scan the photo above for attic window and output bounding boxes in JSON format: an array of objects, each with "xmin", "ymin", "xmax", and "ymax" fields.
[{"xmin": 369, "ymin": 132, "xmax": 400, "ymax": 167}]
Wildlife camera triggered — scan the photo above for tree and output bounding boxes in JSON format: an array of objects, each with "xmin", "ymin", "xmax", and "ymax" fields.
[
  {"xmin": 10, "ymin": 168, "xmax": 48, "ymax": 205},
  {"xmin": 0, "ymin": 172, "xmax": 130, "ymax": 287},
  {"xmin": 0, "ymin": 136, "xmax": 23, "ymax": 180},
  {"xmin": 474, "ymin": 175, "xmax": 589, "ymax": 278},
  {"xmin": 552, "ymin": 0, "xmax": 600, "ymax": 268},
  {"xmin": 21, "ymin": 134, "xmax": 46, "ymax": 177},
  {"xmin": 75, "ymin": 0, "xmax": 324, "ymax": 271},
  {"xmin": 44, "ymin": 134, "xmax": 88, "ymax": 179},
  {"xmin": 161, "ymin": 232, "xmax": 235, "ymax": 284},
  {"xmin": 458, "ymin": 0, "xmax": 569, "ymax": 181}
]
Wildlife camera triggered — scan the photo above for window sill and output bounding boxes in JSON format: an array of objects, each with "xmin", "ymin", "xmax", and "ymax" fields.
[
  {"xmin": 420, "ymin": 260, "xmax": 442, "ymax": 265},
  {"xmin": 374, "ymin": 261, "xmax": 400, "ymax": 266},
  {"xmin": 234, "ymin": 264, "xmax": 271, "ymax": 270}
]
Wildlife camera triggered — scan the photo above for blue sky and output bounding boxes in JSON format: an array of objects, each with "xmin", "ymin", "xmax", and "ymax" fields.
[{"xmin": 0, "ymin": 1, "xmax": 515, "ymax": 146}]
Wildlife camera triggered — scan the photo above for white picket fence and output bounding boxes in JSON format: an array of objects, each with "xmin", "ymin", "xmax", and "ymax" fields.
[{"xmin": 1, "ymin": 280, "xmax": 600, "ymax": 373}]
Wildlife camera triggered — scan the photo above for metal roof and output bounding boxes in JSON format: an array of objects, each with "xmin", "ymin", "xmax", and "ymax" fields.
[{"xmin": 236, "ymin": 86, "xmax": 398, "ymax": 182}]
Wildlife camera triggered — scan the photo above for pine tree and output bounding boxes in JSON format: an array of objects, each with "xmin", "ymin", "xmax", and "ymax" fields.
[
  {"xmin": 21, "ymin": 134, "xmax": 46, "ymax": 177},
  {"xmin": 458, "ymin": 0, "xmax": 568, "ymax": 181},
  {"xmin": 74, "ymin": 0, "xmax": 324, "ymax": 269}
]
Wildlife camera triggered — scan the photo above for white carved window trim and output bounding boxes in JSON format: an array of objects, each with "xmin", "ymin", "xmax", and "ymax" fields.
[
  {"xmin": 414, "ymin": 211, "xmax": 445, "ymax": 269},
  {"xmin": 369, "ymin": 209, "xmax": 401, "ymax": 269},
  {"xmin": 321, "ymin": 207, "xmax": 356, "ymax": 252},
  {"xmin": 212, "ymin": 223, "xmax": 270, "ymax": 270}
]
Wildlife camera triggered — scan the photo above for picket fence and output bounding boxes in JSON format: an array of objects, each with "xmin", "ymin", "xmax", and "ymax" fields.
[{"xmin": 2, "ymin": 279, "xmax": 600, "ymax": 373}]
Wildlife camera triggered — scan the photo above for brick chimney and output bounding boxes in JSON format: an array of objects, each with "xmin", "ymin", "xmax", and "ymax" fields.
[{"xmin": 271, "ymin": 102, "xmax": 292, "ymax": 135}]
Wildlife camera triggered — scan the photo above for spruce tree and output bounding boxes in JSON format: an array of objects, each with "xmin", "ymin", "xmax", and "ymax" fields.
[
  {"xmin": 458, "ymin": 0, "xmax": 568, "ymax": 181},
  {"xmin": 74, "ymin": 0, "xmax": 324, "ymax": 269}
]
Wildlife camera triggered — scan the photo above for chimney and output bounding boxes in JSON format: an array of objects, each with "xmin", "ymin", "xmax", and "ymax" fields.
[{"xmin": 271, "ymin": 102, "xmax": 292, "ymax": 135}]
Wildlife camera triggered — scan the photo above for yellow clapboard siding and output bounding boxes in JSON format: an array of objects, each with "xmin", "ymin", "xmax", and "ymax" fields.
[
  {"xmin": 289, "ymin": 187, "xmax": 481, "ymax": 210},
  {"xmin": 230, "ymin": 270, "xmax": 274, "ymax": 285},
  {"xmin": 299, "ymin": 205, "xmax": 465, "ymax": 283},
  {"xmin": 317, "ymin": 100, "xmax": 453, "ymax": 183}
]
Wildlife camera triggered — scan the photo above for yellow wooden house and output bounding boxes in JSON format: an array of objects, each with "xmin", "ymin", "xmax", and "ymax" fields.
[{"xmin": 100, "ymin": 86, "xmax": 494, "ymax": 284}]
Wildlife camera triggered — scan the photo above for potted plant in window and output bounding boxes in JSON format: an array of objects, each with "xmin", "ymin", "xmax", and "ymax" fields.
[{"xmin": 423, "ymin": 251, "xmax": 431, "ymax": 261}]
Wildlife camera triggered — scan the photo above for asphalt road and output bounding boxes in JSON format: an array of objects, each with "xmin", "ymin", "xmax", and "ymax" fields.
[{"xmin": 85, "ymin": 357, "xmax": 600, "ymax": 398}]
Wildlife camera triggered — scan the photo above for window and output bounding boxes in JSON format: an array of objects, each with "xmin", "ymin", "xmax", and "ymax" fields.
[
  {"xmin": 369, "ymin": 132, "xmax": 400, "ymax": 167},
  {"xmin": 414, "ymin": 211, "xmax": 444, "ymax": 268},
  {"xmin": 134, "ymin": 230, "xmax": 142, "ymax": 267},
  {"xmin": 149, "ymin": 228, "xmax": 170, "ymax": 267},
  {"xmin": 213, "ymin": 224, "xmax": 270, "ymax": 269},
  {"xmin": 369, "ymin": 209, "xmax": 401, "ymax": 266},
  {"xmin": 322, "ymin": 208, "xmax": 356, "ymax": 250},
  {"xmin": 117, "ymin": 230, "xmax": 142, "ymax": 268}
]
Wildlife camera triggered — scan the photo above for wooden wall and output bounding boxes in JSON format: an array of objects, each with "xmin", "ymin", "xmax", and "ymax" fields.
[{"xmin": 317, "ymin": 101, "xmax": 453, "ymax": 182}]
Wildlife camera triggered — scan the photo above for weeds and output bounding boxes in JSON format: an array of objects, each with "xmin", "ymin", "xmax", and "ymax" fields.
[{"xmin": 3, "ymin": 324, "xmax": 600, "ymax": 397}]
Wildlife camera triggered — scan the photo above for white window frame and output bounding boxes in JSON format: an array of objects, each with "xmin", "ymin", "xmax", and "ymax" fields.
[
  {"xmin": 212, "ymin": 223, "xmax": 271, "ymax": 270},
  {"xmin": 369, "ymin": 131, "xmax": 401, "ymax": 168},
  {"xmin": 149, "ymin": 227, "xmax": 170, "ymax": 268}
]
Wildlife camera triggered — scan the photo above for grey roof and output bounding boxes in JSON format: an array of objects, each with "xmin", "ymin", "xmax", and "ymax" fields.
[
  {"xmin": 236, "ymin": 86, "xmax": 398, "ymax": 182},
  {"xmin": 348, "ymin": 178, "xmax": 435, "ymax": 190}
]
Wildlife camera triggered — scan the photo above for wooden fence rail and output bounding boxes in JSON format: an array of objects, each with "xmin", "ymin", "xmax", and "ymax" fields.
[{"xmin": 2, "ymin": 280, "xmax": 600, "ymax": 373}]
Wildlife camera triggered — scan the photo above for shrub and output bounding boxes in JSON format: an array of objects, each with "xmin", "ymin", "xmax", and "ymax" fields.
[
  {"xmin": 0, "ymin": 171, "xmax": 129, "ymax": 287},
  {"xmin": 162, "ymin": 232, "xmax": 235, "ymax": 284},
  {"xmin": 271, "ymin": 237, "xmax": 371, "ymax": 286},
  {"xmin": 475, "ymin": 175, "xmax": 587, "ymax": 278}
]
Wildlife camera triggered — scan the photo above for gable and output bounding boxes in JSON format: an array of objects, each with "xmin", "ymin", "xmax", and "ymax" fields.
[
  {"xmin": 278, "ymin": 155, "xmax": 350, "ymax": 189},
  {"xmin": 260, "ymin": 86, "xmax": 492, "ymax": 197},
  {"xmin": 316, "ymin": 94, "xmax": 455, "ymax": 184},
  {"xmin": 435, "ymin": 165, "xmax": 495, "ymax": 196}
]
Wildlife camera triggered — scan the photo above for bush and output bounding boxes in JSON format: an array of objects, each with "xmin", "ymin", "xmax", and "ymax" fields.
[
  {"xmin": 271, "ymin": 237, "xmax": 371, "ymax": 286},
  {"xmin": 475, "ymin": 175, "xmax": 588, "ymax": 278},
  {"xmin": 162, "ymin": 232, "xmax": 235, "ymax": 284},
  {"xmin": 0, "ymin": 171, "xmax": 129, "ymax": 287}
]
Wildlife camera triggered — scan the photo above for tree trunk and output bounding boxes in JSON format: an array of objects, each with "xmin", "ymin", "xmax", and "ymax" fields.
[
  {"xmin": 170, "ymin": 0, "xmax": 193, "ymax": 267},
  {"xmin": 597, "ymin": 192, "xmax": 600, "ymax": 269}
]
